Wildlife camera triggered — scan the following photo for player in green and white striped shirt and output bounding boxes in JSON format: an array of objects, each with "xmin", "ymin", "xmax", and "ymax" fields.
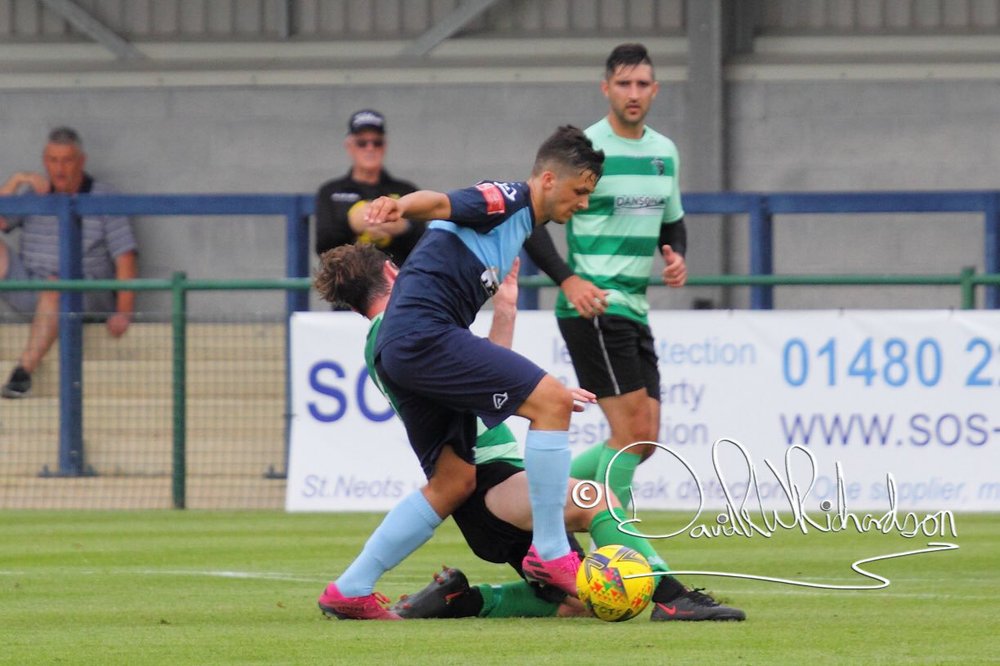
[{"xmin": 525, "ymin": 43, "xmax": 689, "ymax": 509}]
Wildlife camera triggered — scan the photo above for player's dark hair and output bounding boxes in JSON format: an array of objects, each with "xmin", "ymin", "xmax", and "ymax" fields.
[
  {"xmin": 605, "ymin": 42, "xmax": 653, "ymax": 78},
  {"xmin": 532, "ymin": 125, "xmax": 604, "ymax": 180},
  {"xmin": 314, "ymin": 243, "xmax": 391, "ymax": 313}
]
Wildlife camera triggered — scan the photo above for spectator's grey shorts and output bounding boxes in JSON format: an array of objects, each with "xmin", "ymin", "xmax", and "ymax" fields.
[{"xmin": 1, "ymin": 242, "xmax": 115, "ymax": 316}]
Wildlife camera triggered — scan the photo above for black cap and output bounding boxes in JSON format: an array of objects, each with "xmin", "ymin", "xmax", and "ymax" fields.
[{"xmin": 348, "ymin": 109, "xmax": 386, "ymax": 135}]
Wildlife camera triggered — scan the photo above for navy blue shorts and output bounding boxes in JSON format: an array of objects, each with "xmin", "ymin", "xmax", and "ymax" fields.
[{"xmin": 375, "ymin": 327, "xmax": 546, "ymax": 477}]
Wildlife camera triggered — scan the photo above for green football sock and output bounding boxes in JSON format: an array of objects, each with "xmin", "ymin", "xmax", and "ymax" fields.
[
  {"xmin": 570, "ymin": 441, "xmax": 606, "ymax": 480},
  {"xmin": 589, "ymin": 507, "xmax": 669, "ymax": 574},
  {"xmin": 595, "ymin": 444, "xmax": 642, "ymax": 507},
  {"xmin": 477, "ymin": 582, "xmax": 561, "ymax": 618}
]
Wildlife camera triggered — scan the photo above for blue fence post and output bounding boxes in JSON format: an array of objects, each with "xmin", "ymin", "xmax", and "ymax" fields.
[
  {"xmin": 285, "ymin": 196, "xmax": 310, "ymax": 313},
  {"xmin": 56, "ymin": 195, "xmax": 86, "ymax": 476},
  {"xmin": 749, "ymin": 195, "xmax": 774, "ymax": 309},
  {"xmin": 985, "ymin": 192, "xmax": 1000, "ymax": 309}
]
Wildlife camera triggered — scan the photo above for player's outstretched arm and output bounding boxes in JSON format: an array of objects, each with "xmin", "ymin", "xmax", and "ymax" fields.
[{"xmin": 366, "ymin": 190, "xmax": 451, "ymax": 226}]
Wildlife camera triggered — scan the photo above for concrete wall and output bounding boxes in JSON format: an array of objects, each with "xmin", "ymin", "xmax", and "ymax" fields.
[
  {"xmin": 0, "ymin": 74, "xmax": 996, "ymax": 315},
  {"xmin": 726, "ymin": 79, "xmax": 1000, "ymax": 309}
]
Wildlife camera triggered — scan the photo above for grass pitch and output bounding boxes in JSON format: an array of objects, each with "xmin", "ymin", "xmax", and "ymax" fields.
[{"xmin": 1, "ymin": 510, "xmax": 997, "ymax": 665}]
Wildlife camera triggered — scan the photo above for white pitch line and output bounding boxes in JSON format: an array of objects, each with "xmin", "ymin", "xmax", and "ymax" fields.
[
  {"xmin": 0, "ymin": 568, "xmax": 324, "ymax": 583},
  {"xmin": 134, "ymin": 569, "xmax": 326, "ymax": 582}
]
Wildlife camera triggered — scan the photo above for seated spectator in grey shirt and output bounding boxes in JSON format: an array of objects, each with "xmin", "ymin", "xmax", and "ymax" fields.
[{"xmin": 0, "ymin": 126, "xmax": 138, "ymax": 398}]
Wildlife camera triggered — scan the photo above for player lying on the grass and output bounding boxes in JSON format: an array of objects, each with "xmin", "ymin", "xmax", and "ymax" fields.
[
  {"xmin": 314, "ymin": 243, "xmax": 744, "ymax": 622},
  {"xmin": 313, "ymin": 126, "xmax": 606, "ymax": 620}
]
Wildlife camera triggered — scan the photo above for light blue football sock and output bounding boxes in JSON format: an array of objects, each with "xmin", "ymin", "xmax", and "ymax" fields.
[
  {"xmin": 523, "ymin": 429, "xmax": 572, "ymax": 560},
  {"xmin": 335, "ymin": 490, "xmax": 442, "ymax": 597}
]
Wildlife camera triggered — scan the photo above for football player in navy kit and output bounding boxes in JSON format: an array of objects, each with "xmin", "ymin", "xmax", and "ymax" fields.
[{"xmin": 317, "ymin": 126, "xmax": 605, "ymax": 619}]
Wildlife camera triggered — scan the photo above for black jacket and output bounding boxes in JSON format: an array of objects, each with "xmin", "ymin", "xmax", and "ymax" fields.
[{"xmin": 314, "ymin": 169, "xmax": 422, "ymax": 265}]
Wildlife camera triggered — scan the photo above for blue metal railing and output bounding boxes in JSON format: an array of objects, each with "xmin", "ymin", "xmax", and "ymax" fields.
[
  {"xmin": 681, "ymin": 191, "xmax": 1000, "ymax": 309},
  {"xmin": 1, "ymin": 190, "xmax": 999, "ymax": 477},
  {"xmin": 0, "ymin": 194, "xmax": 310, "ymax": 476}
]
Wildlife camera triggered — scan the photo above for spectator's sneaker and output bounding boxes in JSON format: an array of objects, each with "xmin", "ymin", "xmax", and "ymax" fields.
[
  {"xmin": 317, "ymin": 583, "xmax": 401, "ymax": 620},
  {"xmin": 1, "ymin": 366, "xmax": 31, "ymax": 399},
  {"xmin": 650, "ymin": 588, "xmax": 746, "ymax": 621},
  {"xmin": 391, "ymin": 566, "xmax": 472, "ymax": 619},
  {"xmin": 521, "ymin": 545, "xmax": 581, "ymax": 597}
]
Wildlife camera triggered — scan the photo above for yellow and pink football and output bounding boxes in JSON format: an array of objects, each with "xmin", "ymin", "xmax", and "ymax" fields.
[{"xmin": 576, "ymin": 545, "xmax": 654, "ymax": 622}]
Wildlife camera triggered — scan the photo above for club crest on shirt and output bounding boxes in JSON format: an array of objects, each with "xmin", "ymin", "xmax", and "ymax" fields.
[{"xmin": 480, "ymin": 266, "xmax": 500, "ymax": 297}]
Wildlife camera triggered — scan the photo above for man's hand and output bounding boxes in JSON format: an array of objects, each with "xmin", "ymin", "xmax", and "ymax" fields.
[
  {"xmin": 0, "ymin": 172, "xmax": 49, "ymax": 229},
  {"xmin": 106, "ymin": 313, "xmax": 131, "ymax": 338},
  {"xmin": 661, "ymin": 244, "xmax": 687, "ymax": 288},
  {"xmin": 561, "ymin": 275, "xmax": 608, "ymax": 319},
  {"xmin": 349, "ymin": 200, "xmax": 408, "ymax": 242},
  {"xmin": 111, "ymin": 251, "xmax": 137, "ymax": 338},
  {"xmin": 569, "ymin": 386, "xmax": 597, "ymax": 412},
  {"xmin": 1, "ymin": 171, "xmax": 49, "ymax": 195},
  {"xmin": 365, "ymin": 196, "xmax": 403, "ymax": 226}
]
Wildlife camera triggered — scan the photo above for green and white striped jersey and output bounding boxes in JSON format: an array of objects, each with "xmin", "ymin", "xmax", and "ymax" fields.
[{"xmin": 555, "ymin": 117, "xmax": 684, "ymax": 325}]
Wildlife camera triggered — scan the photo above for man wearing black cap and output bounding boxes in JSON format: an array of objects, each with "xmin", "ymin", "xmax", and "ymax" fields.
[{"xmin": 314, "ymin": 109, "xmax": 423, "ymax": 267}]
